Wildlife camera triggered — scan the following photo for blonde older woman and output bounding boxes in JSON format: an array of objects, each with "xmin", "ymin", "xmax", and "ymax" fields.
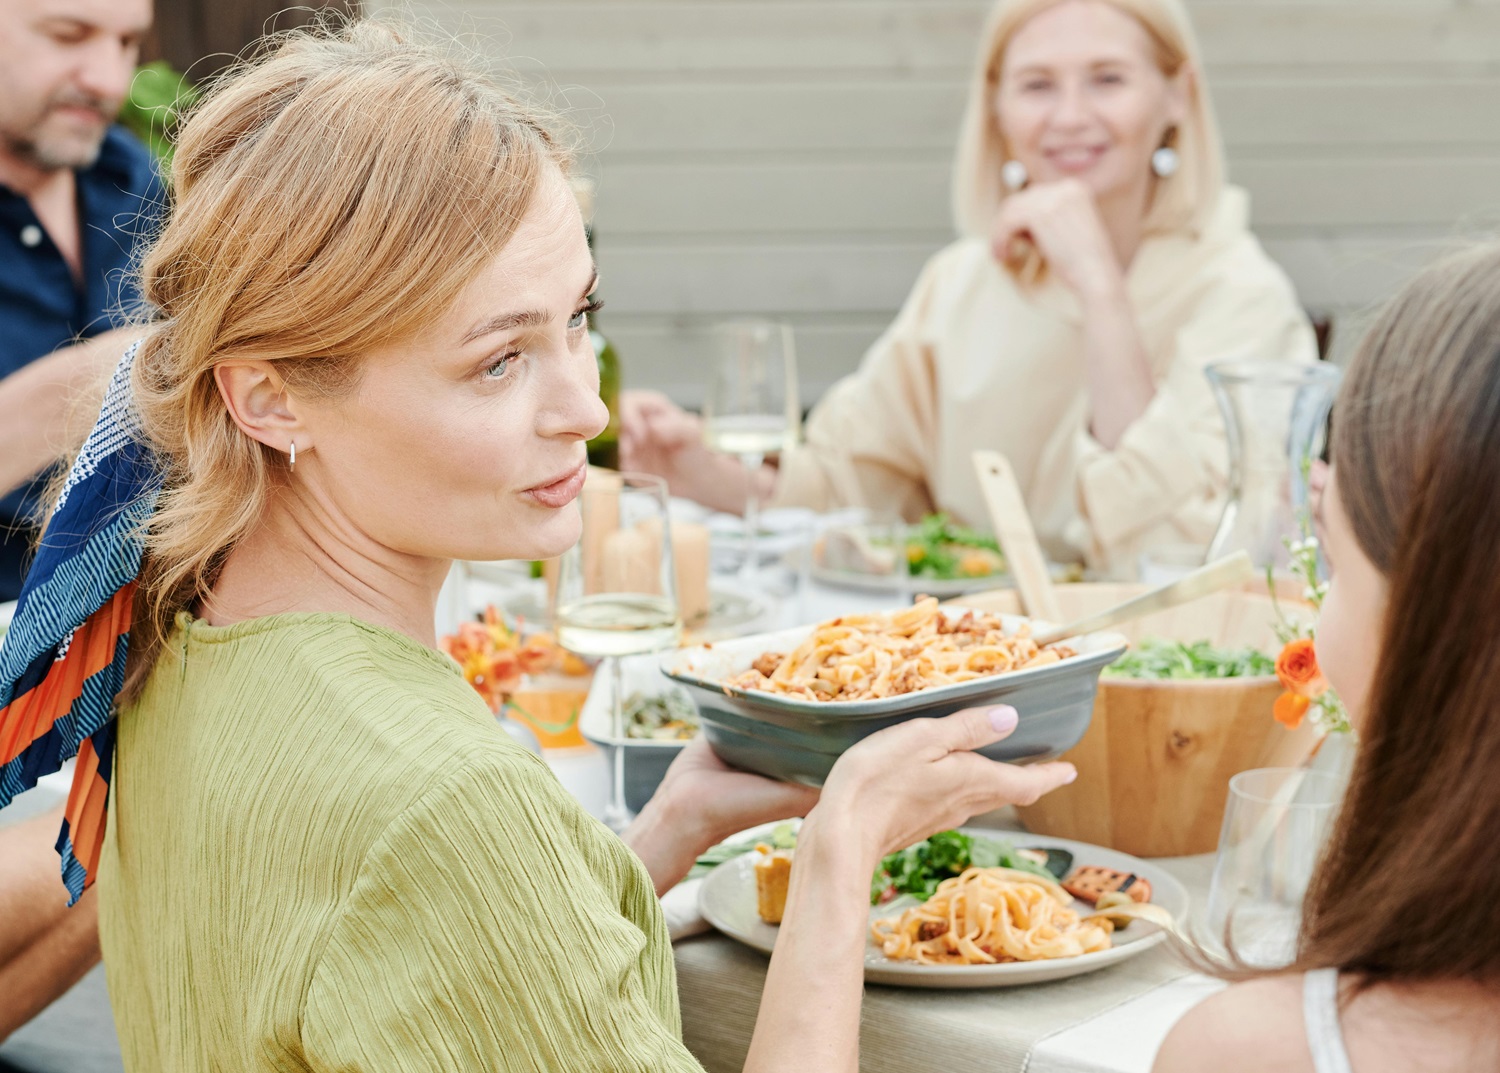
[{"xmin": 622, "ymin": 0, "xmax": 1316, "ymax": 578}]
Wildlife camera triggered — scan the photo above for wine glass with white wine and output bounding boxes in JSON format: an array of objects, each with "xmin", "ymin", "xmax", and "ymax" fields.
[
  {"xmin": 553, "ymin": 471, "xmax": 682, "ymax": 832},
  {"xmin": 702, "ymin": 320, "xmax": 801, "ymax": 584}
]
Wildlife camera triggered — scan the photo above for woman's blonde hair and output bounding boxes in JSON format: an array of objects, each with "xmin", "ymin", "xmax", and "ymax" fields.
[
  {"xmin": 115, "ymin": 17, "xmax": 570, "ymax": 697},
  {"xmin": 951, "ymin": 0, "xmax": 1225, "ymax": 278}
]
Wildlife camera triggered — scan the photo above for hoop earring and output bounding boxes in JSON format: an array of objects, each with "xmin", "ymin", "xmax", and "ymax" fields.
[
  {"xmin": 1001, "ymin": 159, "xmax": 1028, "ymax": 191},
  {"xmin": 289, "ymin": 441, "xmax": 296, "ymax": 471}
]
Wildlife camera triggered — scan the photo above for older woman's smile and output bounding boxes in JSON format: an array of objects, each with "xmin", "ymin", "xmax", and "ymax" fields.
[{"xmin": 1044, "ymin": 143, "xmax": 1109, "ymax": 172}]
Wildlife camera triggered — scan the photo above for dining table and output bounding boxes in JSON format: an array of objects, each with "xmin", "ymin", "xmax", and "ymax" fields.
[
  {"xmin": 0, "ymin": 540, "xmax": 1226, "ymax": 1073},
  {"xmin": 516, "ymin": 551, "xmax": 1229, "ymax": 1073}
]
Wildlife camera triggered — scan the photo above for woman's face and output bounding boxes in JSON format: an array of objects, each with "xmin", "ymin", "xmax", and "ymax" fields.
[
  {"xmin": 994, "ymin": 0, "xmax": 1185, "ymax": 203},
  {"xmin": 295, "ymin": 165, "xmax": 608, "ymax": 565},
  {"xmin": 1314, "ymin": 467, "xmax": 1387, "ymax": 723}
]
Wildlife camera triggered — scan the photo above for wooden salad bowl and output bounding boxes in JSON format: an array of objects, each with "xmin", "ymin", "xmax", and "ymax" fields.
[{"xmin": 958, "ymin": 584, "xmax": 1319, "ymax": 858}]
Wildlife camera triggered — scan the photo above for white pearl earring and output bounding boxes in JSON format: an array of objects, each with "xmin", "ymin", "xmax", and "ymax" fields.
[
  {"xmin": 289, "ymin": 441, "xmax": 296, "ymax": 470},
  {"xmin": 1001, "ymin": 159, "xmax": 1028, "ymax": 191},
  {"xmin": 1151, "ymin": 145, "xmax": 1179, "ymax": 178}
]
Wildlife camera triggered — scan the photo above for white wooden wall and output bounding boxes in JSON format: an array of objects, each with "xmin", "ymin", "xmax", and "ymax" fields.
[{"xmin": 376, "ymin": 0, "xmax": 1500, "ymax": 404}]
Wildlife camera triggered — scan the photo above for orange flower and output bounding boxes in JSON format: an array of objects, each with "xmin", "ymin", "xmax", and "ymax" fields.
[
  {"xmin": 516, "ymin": 631, "xmax": 562, "ymax": 676},
  {"xmin": 1274, "ymin": 691, "xmax": 1310, "ymax": 729},
  {"xmin": 1275, "ymin": 638, "xmax": 1327, "ymax": 699},
  {"xmin": 439, "ymin": 605, "xmax": 585, "ymax": 714}
]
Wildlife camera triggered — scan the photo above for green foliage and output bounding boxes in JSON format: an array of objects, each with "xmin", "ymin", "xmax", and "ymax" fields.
[
  {"xmin": 1266, "ymin": 454, "xmax": 1352, "ymax": 736},
  {"xmin": 118, "ymin": 61, "xmax": 198, "ymax": 169}
]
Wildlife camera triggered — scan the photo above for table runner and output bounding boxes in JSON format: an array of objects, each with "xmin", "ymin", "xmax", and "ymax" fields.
[{"xmin": 675, "ymin": 934, "xmax": 1192, "ymax": 1073}]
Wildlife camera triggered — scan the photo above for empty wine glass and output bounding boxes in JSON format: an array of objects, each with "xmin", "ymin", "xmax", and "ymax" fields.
[
  {"xmin": 701, "ymin": 320, "xmax": 800, "ymax": 583},
  {"xmin": 553, "ymin": 471, "xmax": 683, "ymax": 832},
  {"xmin": 1203, "ymin": 767, "xmax": 1345, "ymax": 967}
]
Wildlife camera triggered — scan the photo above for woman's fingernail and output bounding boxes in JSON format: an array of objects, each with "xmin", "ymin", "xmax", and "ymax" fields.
[
  {"xmin": 988, "ymin": 705, "xmax": 1018, "ymax": 733},
  {"xmin": 1062, "ymin": 765, "xmax": 1078, "ymax": 784}
]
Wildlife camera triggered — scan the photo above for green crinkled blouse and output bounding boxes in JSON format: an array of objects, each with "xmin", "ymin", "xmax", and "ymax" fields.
[{"xmin": 98, "ymin": 612, "xmax": 704, "ymax": 1072}]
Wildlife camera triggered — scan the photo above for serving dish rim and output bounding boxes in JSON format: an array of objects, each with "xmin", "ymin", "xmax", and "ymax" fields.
[{"xmin": 660, "ymin": 608, "xmax": 1128, "ymax": 719}]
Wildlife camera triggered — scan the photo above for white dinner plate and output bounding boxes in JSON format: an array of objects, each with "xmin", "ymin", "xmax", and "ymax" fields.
[
  {"xmin": 460, "ymin": 569, "xmax": 774, "ymax": 642},
  {"xmin": 698, "ymin": 823, "xmax": 1188, "ymax": 989},
  {"xmin": 808, "ymin": 563, "xmax": 1010, "ymax": 597}
]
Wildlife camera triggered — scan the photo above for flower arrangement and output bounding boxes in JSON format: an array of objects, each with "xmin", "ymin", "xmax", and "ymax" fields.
[
  {"xmin": 439, "ymin": 606, "xmax": 588, "ymax": 714},
  {"xmin": 1268, "ymin": 520, "xmax": 1351, "ymax": 736}
]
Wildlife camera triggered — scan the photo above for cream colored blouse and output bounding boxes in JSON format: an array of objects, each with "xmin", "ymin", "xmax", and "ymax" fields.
[{"xmin": 772, "ymin": 187, "xmax": 1317, "ymax": 578}]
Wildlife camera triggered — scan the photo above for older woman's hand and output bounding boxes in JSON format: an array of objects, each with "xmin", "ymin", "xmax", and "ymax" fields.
[
  {"xmin": 990, "ymin": 179, "xmax": 1124, "ymax": 303},
  {"xmin": 618, "ymin": 389, "xmax": 768, "ymax": 513}
]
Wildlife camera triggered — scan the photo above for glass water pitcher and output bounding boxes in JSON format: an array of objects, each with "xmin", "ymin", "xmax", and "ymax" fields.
[{"xmin": 1204, "ymin": 359, "xmax": 1341, "ymax": 571}]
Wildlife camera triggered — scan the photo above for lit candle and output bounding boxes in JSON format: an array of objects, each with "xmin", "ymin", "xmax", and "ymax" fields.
[
  {"xmin": 581, "ymin": 468, "xmax": 622, "ymax": 595},
  {"xmin": 634, "ymin": 518, "xmax": 711, "ymax": 626}
]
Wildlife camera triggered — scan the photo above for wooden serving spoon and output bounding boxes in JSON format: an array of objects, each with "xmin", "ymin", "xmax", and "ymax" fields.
[
  {"xmin": 971, "ymin": 450, "xmax": 1063, "ymax": 622},
  {"xmin": 1032, "ymin": 551, "xmax": 1256, "ymax": 647}
]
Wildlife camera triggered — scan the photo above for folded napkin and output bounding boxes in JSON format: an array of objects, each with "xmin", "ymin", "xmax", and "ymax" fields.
[{"xmin": 663, "ymin": 877, "xmax": 712, "ymax": 941}]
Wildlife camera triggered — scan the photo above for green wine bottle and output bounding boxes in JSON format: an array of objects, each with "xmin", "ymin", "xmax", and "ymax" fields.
[
  {"xmin": 587, "ymin": 317, "xmax": 621, "ymax": 470},
  {"xmin": 574, "ymin": 176, "xmax": 621, "ymax": 470}
]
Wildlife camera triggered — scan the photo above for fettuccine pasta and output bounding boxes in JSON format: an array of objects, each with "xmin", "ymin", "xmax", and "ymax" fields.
[
  {"xmin": 871, "ymin": 867, "xmax": 1113, "ymax": 965},
  {"xmin": 727, "ymin": 598, "xmax": 1074, "ymax": 702}
]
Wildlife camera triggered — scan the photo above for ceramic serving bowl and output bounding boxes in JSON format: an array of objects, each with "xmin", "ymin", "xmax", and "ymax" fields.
[
  {"xmin": 578, "ymin": 654, "xmax": 696, "ymax": 814},
  {"xmin": 661, "ymin": 610, "xmax": 1127, "ymax": 786}
]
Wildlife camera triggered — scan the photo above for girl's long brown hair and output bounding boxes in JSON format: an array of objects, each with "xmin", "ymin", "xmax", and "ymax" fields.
[{"xmin": 1295, "ymin": 243, "xmax": 1500, "ymax": 984}]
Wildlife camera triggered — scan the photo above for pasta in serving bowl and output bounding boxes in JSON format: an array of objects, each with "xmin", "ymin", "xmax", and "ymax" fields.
[
  {"xmin": 725, "ymin": 599, "xmax": 1075, "ymax": 702},
  {"xmin": 661, "ymin": 601, "xmax": 1126, "ymax": 786}
]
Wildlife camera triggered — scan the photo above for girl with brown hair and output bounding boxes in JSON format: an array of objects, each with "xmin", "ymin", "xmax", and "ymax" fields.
[
  {"xmin": 0, "ymin": 18, "xmax": 1075, "ymax": 1072},
  {"xmin": 1154, "ymin": 244, "xmax": 1500, "ymax": 1071}
]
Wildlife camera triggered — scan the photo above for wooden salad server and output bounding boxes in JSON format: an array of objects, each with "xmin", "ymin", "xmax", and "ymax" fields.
[
  {"xmin": 1032, "ymin": 551, "xmax": 1256, "ymax": 647},
  {"xmin": 971, "ymin": 449, "xmax": 1063, "ymax": 623}
]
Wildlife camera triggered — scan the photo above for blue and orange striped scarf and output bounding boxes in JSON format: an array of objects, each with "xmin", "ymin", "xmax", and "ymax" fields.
[{"xmin": 0, "ymin": 340, "xmax": 160, "ymax": 903}]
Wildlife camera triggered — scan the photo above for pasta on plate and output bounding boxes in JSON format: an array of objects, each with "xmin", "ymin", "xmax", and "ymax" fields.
[
  {"xmin": 871, "ymin": 868, "xmax": 1113, "ymax": 965},
  {"xmin": 726, "ymin": 598, "xmax": 1074, "ymax": 702}
]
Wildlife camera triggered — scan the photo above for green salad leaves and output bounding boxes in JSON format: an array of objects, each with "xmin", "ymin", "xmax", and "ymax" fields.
[
  {"xmin": 904, "ymin": 513, "xmax": 1006, "ymax": 580},
  {"xmin": 687, "ymin": 822, "xmax": 797, "ymax": 880},
  {"xmin": 687, "ymin": 825, "xmax": 1063, "ymax": 905},
  {"xmin": 869, "ymin": 830, "xmax": 1055, "ymax": 905},
  {"xmin": 1103, "ymin": 638, "xmax": 1275, "ymax": 680}
]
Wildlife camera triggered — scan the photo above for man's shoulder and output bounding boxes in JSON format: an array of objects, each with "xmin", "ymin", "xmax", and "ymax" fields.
[{"xmin": 90, "ymin": 125, "xmax": 162, "ymax": 200}]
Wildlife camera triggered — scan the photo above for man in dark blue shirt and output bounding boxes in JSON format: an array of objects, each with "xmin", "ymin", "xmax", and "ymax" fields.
[{"xmin": 0, "ymin": 0, "xmax": 160, "ymax": 602}]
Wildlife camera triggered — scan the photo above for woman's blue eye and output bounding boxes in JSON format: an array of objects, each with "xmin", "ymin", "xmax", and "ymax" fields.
[
  {"xmin": 569, "ymin": 298, "xmax": 603, "ymax": 331},
  {"xmin": 485, "ymin": 353, "xmax": 517, "ymax": 379}
]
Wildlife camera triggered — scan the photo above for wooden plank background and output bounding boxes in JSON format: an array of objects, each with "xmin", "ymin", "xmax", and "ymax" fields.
[{"xmin": 372, "ymin": 0, "xmax": 1500, "ymax": 404}]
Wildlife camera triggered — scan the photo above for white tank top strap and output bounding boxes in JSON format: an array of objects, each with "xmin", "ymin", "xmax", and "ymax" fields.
[{"xmin": 1303, "ymin": 968, "xmax": 1355, "ymax": 1073}]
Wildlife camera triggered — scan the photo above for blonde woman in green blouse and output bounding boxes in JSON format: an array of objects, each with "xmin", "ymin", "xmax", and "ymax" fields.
[{"xmin": 9, "ymin": 21, "xmax": 1080, "ymax": 1072}]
